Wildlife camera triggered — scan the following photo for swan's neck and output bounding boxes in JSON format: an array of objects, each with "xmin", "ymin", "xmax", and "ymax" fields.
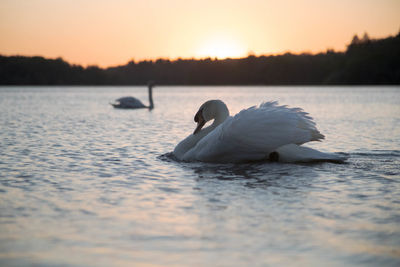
[
  {"xmin": 211, "ymin": 102, "xmax": 229, "ymax": 126},
  {"xmin": 212, "ymin": 113, "xmax": 228, "ymax": 127},
  {"xmin": 148, "ymin": 85, "xmax": 154, "ymax": 110}
]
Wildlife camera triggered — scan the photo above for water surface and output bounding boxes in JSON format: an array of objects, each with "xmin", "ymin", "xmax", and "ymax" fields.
[{"xmin": 0, "ymin": 86, "xmax": 399, "ymax": 266}]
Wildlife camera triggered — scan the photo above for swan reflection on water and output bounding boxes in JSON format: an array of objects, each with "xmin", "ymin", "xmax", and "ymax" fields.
[
  {"xmin": 111, "ymin": 81, "xmax": 155, "ymax": 110},
  {"xmin": 173, "ymin": 100, "xmax": 346, "ymax": 164}
]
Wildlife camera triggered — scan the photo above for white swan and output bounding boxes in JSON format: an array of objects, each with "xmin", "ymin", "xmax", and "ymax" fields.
[
  {"xmin": 111, "ymin": 81, "xmax": 154, "ymax": 110},
  {"xmin": 173, "ymin": 100, "xmax": 344, "ymax": 163}
]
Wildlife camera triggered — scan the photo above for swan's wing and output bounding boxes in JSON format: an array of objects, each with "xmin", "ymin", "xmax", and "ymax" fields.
[{"xmin": 185, "ymin": 101, "xmax": 324, "ymax": 162}]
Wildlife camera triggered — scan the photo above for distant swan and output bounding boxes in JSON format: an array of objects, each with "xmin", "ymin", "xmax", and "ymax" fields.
[
  {"xmin": 111, "ymin": 81, "xmax": 154, "ymax": 110},
  {"xmin": 173, "ymin": 100, "xmax": 344, "ymax": 163}
]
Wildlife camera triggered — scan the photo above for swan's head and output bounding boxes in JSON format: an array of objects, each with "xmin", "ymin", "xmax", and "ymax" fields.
[{"xmin": 193, "ymin": 100, "xmax": 229, "ymax": 134}]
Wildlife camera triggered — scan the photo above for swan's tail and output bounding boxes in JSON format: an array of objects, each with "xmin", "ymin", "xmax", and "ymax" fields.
[{"xmin": 272, "ymin": 144, "xmax": 346, "ymax": 163}]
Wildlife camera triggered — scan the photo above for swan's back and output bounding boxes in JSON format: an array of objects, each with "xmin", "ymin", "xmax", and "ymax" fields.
[
  {"xmin": 184, "ymin": 101, "xmax": 324, "ymax": 163},
  {"xmin": 112, "ymin": 96, "xmax": 146, "ymax": 109}
]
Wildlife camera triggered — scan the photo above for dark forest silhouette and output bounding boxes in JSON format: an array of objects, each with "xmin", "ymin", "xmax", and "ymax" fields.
[{"xmin": 1, "ymin": 32, "xmax": 399, "ymax": 85}]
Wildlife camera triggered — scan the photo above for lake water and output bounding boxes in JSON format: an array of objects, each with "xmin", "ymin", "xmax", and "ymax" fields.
[{"xmin": 0, "ymin": 86, "xmax": 399, "ymax": 266}]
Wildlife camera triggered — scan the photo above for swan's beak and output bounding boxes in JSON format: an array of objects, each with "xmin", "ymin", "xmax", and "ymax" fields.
[{"xmin": 193, "ymin": 110, "xmax": 205, "ymax": 135}]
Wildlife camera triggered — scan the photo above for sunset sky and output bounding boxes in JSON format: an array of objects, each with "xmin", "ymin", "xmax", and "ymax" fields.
[{"xmin": 1, "ymin": 0, "xmax": 399, "ymax": 67}]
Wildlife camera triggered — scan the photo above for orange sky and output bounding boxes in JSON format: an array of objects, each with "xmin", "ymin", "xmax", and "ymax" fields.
[{"xmin": 1, "ymin": 0, "xmax": 399, "ymax": 67}]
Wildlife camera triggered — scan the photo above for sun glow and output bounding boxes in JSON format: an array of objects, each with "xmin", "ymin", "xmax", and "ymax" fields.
[{"xmin": 196, "ymin": 36, "xmax": 246, "ymax": 59}]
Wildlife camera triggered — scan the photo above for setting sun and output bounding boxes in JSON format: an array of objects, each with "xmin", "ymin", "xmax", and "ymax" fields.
[
  {"xmin": 0, "ymin": 0, "xmax": 399, "ymax": 66},
  {"xmin": 196, "ymin": 36, "xmax": 247, "ymax": 59}
]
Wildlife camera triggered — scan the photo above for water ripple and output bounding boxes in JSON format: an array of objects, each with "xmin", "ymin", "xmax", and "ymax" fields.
[{"xmin": 1, "ymin": 86, "xmax": 399, "ymax": 267}]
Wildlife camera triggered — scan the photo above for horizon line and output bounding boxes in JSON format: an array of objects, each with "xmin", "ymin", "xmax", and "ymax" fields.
[
  {"xmin": 0, "ymin": 49, "xmax": 343, "ymax": 69},
  {"xmin": 2, "ymin": 31, "xmax": 398, "ymax": 69}
]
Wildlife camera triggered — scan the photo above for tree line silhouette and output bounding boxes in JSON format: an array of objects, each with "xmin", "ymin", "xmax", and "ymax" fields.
[{"xmin": 1, "ymin": 32, "xmax": 399, "ymax": 85}]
